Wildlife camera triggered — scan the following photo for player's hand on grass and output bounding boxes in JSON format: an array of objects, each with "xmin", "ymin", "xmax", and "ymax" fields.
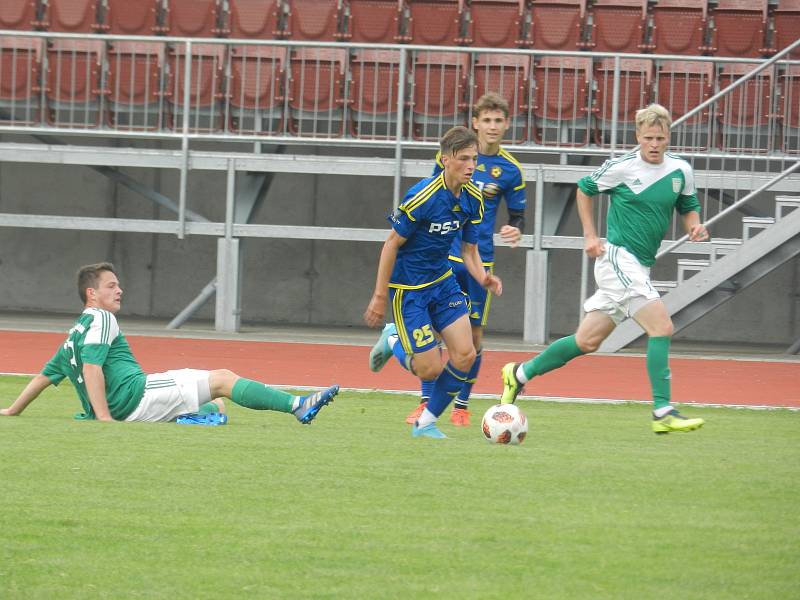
[
  {"xmin": 584, "ymin": 234, "xmax": 605, "ymax": 258},
  {"xmin": 0, "ymin": 407, "xmax": 17, "ymax": 416},
  {"xmin": 499, "ymin": 225, "xmax": 522, "ymax": 248},
  {"xmin": 363, "ymin": 294, "xmax": 386, "ymax": 328}
]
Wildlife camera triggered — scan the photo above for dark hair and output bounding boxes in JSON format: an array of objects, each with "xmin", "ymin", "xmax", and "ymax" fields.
[
  {"xmin": 439, "ymin": 126, "xmax": 479, "ymax": 157},
  {"xmin": 473, "ymin": 92, "xmax": 509, "ymax": 119},
  {"xmin": 77, "ymin": 262, "xmax": 116, "ymax": 304}
]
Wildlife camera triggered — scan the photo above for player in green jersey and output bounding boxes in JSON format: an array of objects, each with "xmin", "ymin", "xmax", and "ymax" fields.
[
  {"xmin": 1, "ymin": 263, "xmax": 338, "ymax": 423},
  {"xmin": 500, "ymin": 104, "xmax": 708, "ymax": 434}
]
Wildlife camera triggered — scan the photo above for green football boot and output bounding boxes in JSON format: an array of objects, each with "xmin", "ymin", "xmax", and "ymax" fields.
[{"xmin": 652, "ymin": 409, "xmax": 705, "ymax": 435}]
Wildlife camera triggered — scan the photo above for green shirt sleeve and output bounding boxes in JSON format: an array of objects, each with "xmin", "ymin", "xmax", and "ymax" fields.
[
  {"xmin": 41, "ymin": 354, "xmax": 66, "ymax": 386},
  {"xmin": 577, "ymin": 176, "xmax": 599, "ymax": 196},
  {"xmin": 676, "ymin": 192, "xmax": 701, "ymax": 215}
]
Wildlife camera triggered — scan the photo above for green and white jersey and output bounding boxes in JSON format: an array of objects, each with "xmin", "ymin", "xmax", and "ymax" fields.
[
  {"xmin": 42, "ymin": 308, "xmax": 146, "ymax": 420},
  {"xmin": 578, "ymin": 151, "xmax": 701, "ymax": 266}
]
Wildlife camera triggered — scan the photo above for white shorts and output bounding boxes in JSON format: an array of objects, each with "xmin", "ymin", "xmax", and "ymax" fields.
[
  {"xmin": 125, "ymin": 369, "xmax": 212, "ymax": 423},
  {"xmin": 583, "ymin": 243, "xmax": 661, "ymax": 325}
]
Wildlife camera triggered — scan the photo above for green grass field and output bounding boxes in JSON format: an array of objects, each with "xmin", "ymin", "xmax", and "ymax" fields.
[{"xmin": 1, "ymin": 375, "xmax": 798, "ymax": 599}]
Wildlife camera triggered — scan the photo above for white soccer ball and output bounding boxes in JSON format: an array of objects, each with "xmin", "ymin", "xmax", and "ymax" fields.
[{"xmin": 481, "ymin": 403, "xmax": 528, "ymax": 445}]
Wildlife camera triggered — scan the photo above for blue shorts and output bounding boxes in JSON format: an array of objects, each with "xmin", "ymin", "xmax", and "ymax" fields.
[
  {"xmin": 389, "ymin": 275, "xmax": 470, "ymax": 354},
  {"xmin": 451, "ymin": 259, "xmax": 493, "ymax": 327}
]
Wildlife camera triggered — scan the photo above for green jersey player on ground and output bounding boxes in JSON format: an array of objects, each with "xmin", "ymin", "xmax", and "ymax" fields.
[
  {"xmin": 1, "ymin": 263, "xmax": 338, "ymax": 423},
  {"xmin": 500, "ymin": 104, "xmax": 708, "ymax": 434}
]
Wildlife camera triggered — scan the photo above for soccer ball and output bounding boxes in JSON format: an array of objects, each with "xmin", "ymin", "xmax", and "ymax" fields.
[{"xmin": 481, "ymin": 404, "xmax": 528, "ymax": 445}]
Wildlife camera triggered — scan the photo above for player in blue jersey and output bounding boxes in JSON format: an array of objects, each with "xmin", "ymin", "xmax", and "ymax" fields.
[
  {"xmin": 500, "ymin": 104, "xmax": 707, "ymax": 434},
  {"xmin": 364, "ymin": 126, "xmax": 503, "ymax": 439},
  {"xmin": 1, "ymin": 262, "xmax": 338, "ymax": 423},
  {"xmin": 403, "ymin": 93, "xmax": 527, "ymax": 427}
]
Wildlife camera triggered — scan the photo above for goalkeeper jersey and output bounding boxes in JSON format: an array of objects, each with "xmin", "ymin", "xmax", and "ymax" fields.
[
  {"xmin": 577, "ymin": 151, "xmax": 701, "ymax": 266},
  {"xmin": 42, "ymin": 308, "xmax": 146, "ymax": 420}
]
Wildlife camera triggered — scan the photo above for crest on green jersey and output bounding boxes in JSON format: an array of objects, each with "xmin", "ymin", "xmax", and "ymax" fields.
[{"xmin": 672, "ymin": 178, "xmax": 682, "ymax": 193}]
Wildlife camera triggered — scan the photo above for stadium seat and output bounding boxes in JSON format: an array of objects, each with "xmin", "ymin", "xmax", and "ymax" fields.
[
  {"xmin": 404, "ymin": 0, "xmax": 467, "ymax": 45},
  {"xmin": 104, "ymin": 0, "xmax": 162, "ymax": 35},
  {"xmin": 227, "ymin": 45, "xmax": 286, "ymax": 134},
  {"xmin": 106, "ymin": 41, "xmax": 166, "ymax": 130},
  {"xmin": 531, "ymin": 56, "xmax": 592, "ymax": 146},
  {"xmin": 593, "ymin": 58, "xmax": 653, "ymax": 148},
  {"xmin": 776, "ymin": 64, "xmax": 800, "ymax": 153},
  {"xmin": 45, "ymin": 39, "xmax": 106, "ymax": 127},
  {"xmin": 410, "ymin": 50, "xmax": 470, "ymax": 140},
  {"xmin": 41, "ymin": 0, "xmax": 101, "ymax": 32},
  {"xmin": 343, "ymin": 0, "xmax": 404, "ymax": 43},
  {"xmin": 0, "ymin": 0, "xmax": 42, "ymax": 30},
  {"xmin": 471, "ymin": 52, "xmax": 530, "ymax": 143},
  {"xmin": 529, "ymin": 0, "xmax": 589, "ymax": 51},
  {"xmin": 773, "ymin": 0, "xmax": 800, "ymax": 60},
  {"xmin": 716, "ymin": 63, "xmax": 775, "ymax": 152},
  {"xmin": 649, "ymin": 0, "xmax": 710, "ymax": 56},
  {"xmin": 0, "ymin": 37, "xmax": 43, "ymax": 125},
  {"xmin": 708, "ymin": 0, "xmax": 769, "ymax": 58},
  {"xmin": 349, "ymin": 49, "xmax": 404, "ymax": 138},
  {"xmin": 654, "ymin": 60, "xmax": 714, "ymax": 150},
  {"xmin": 165, "ymin": 44, "xmax": 226, "ymax": 131},
  {"xmin": 164, "ymin": 0, "xmax": 222, "ymax": 37},
  {"xmin": 287, "ymin": 47, "xmax": 347, "ymax": 136},
  {"xmin": 466, "ymin": 0, "xmax": 528, "ymax": 48},
  {"xmin": 586, "ymin": 0, "xmax": 649, "ymax": 54},
  {"xmin": 284, "ymin": 0, "xmax": 345, "ymax": 41},
  {"xmin": 227, "ymin": 0, "xmax": 285, "ymax": 39}
]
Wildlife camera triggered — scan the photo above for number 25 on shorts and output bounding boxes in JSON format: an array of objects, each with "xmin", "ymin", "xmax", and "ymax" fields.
[{"xmin": 412, "ymin": 324, "xmax": 435, "ymax": 348}]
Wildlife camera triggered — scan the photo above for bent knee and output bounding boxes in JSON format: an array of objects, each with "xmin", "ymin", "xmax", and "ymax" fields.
[
  {"xmin": 449, "ymin": 348, "xmax": 476, "ymax": 372},
  {"xmin": 575, "ymin": 335, "xmax": 602, "ymax": 354}
]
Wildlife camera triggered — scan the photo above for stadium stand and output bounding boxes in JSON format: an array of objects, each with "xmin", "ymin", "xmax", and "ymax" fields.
[
  {"xmin": 0, "ymin": 0, "xmax": 42, "ymax": 30},
  {"xmin": 716, "ymin": 62, "xmax": 775, "ymax": 152},
  {"xmin": 104, "ymin": 0, "xmax": 162, "ymax": 35},
  {"xmin": 45, "ymin": 39, "xmax": 106, "ymax": 127},
  {"xmin": 531, "ymin": 55, "xmax": 592, "ymax": 146},
  {"xmin": 649, "ymin": 0, "xmax": 710, "ymax": 56},
  {"xmin": 164, "ymin": 0, "xmax": 222, "ymax": 37},
  {"xmin": 165, "ymin": 44, "xmax": 226, "ymax": 131},
  {"xmin": 472, "ymin": 52, "xmax": 530, "ymax": 142},
  {"xmin": 773, "ymin": 0, "xmax": 800, "ymax": 59},
  {"xmin": 404, "ymin": 0, "xmax": 467, "ymax": 45},
  {"xmin": 226, "ymin": 0, "xmax": 286, "ymax": 39},
  {"xmin": 465, "ymin": 0, "xmax": 529, "ymax": 48},
  {"xmin": 593, "ymin": 57, "xmax": 653, "ymax": 147},
  {"xmin": 106, "ymin": 41, "xmax": 165, "ymax": 130},
  {"xmin": 654, "ymin": 59, "xmax": 714, "ymax": 150},
  {"xmin": 777, "ymin": 64, "xmax": 800, "ymax": 153},
  {"xmin": 284, "ymin": 0, "xmax": 345, "ymax": 41},
  {"xmin": 708, "ymin": 0, "xmax": 770, "ymax": 58},
  {"xmin": 0, "ymin": 37, "xmax": 43, "ymax": 125},
  {"xmin": 411, "ymin": 50, "xmax": 470, "ymax": 140},
  {"xmin": 40, "ymin": 0, "xmax": 101, "ymax": 33},
  {"xmin": 586, "ymin": 0, "xmax": 650, "ymax": 54},
  {"xmin": 529, "ymin": 0, "xmax": 589, "ymax": 51},
  {"xmin": 343, "ymin": 0, "xmax": 404, "ymax": 43}
]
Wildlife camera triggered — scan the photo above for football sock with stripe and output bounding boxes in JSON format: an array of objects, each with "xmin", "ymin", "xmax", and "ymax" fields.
[
  {"xmin": 426, "ymin": 361, "xmax": 471, "ymax": 418},
  {"xmin": 647, "ymin": 336, "xmax": 672, "ymax": 411},
  {"xmin": 231, "ymin": 378, "xmax": 294, "ymax": 413},
  {"xmin": 520, "ymin": 334, "xmax": 584, "ymax": 382},
  {"xmin": 420, "ymin": 379, "xmax": 434, "ymax": 403},
  {"xmin": 455, "ymin": 348, "xmax": 482, "ymax": 409}
]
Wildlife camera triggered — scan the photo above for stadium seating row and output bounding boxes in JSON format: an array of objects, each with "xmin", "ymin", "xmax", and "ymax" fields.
[
  {"xmin": 0, "ymin": 36, "xmax": 797, "ymax": 152},
  {"xmin": 0, "ymin": 0, "xmax": 798, "ymax": 57}
]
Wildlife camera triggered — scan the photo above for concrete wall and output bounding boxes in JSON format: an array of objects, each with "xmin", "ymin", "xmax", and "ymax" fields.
[{"xmin": 0, "ymin": 141, "xmax": 797, "ymax": 347}]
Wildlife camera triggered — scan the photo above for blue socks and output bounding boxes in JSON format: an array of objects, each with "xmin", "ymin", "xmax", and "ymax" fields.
[{"xmin": 426, "ymin": 362, "xmax": 471, "ymax": 418}]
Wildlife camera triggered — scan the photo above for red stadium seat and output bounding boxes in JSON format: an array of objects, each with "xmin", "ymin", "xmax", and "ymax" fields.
[
  {"xmin": 164, "ymin": 0, "xmax": 221, "ymax": 37},
  {"xmin": 165, "ymin": 44, "xmax": 226, "ymax": 131},
  {"xmin": 593, "ymin": 58, "xmax": 653, "ymax": 148},
  {"xmin": 0, "ymin": 37, "xmax": 43, "ymax": 125},
  {"xmin": 716, "ymin": 63, "xmax": 775, "ymax": 152},
  {"xmin": 529, "ymin": 0, "xmax": 589, "ymax": 51},
  {"xmin": 586, "ymin": 0, "xmax": 649, "ymax": 54},
  {"xmin": 349, "ymin": 49, "xmax": 403, "ymax": 138},
  {"xmin": 410, "ymin": 50, "xmax": 470, "ymax": 140},
  {"xmin": 471, "ymin": 52, "xmax": 530, "ymax": 143},
  {"xmin": 466, "ymin": 0, "xmax": 527, "ymax": 48},
  {"xmin": 404, "ymin": 0, "xmax": 467, "ymax": 45},
  {"xmin": 287, "ymin": 47, "xmax": 347, "ymax": 136},
  {"xmin": 106, "ymin": 41, "xmax": 166, "ymax": 130},
  {"xmin": 227, "ymin": 0, "xmax": 285, "ymax": 39},
  {"xmin": 284, "ymin": 0, "xmax": 344, "ymax": 41},
  {"xmin": 0, "ymin": 0, "xmax": 42, "ymax": 30},
  {"xmin": 531, "ymin": 56, "xmax": 592, "ymax": 146},
  {"xmin": 776, "ymin": 65, "xmax": 800, "ymax": 153},
  {"xmin": 654, "ymin": 60, "xmax": 714, "ymax": 150},
  {"xmin": 45, "ymin": 39, "xmax": 106, "ymax": 127},
  {"xmin": 650, "ymin": 0, "xmax": 710, "ymax": 56},
  {"xmin": 709, "ymin": 0, "xmax": 769, "ymax": 58},
  {"xmin": 104, "ymin": 0, "xmax": 161, "ymax": 35},
  {"xmin": 344, "ymin": 0, "xmax": 404, "ymax": 43},
  {"xmin": 42, "ymin": 0, "xmax": 101, "ymax": 33},
  {"xmin": 773, "ymin": 0, "xmax": 800, "ymax": 60},
  {"xmin": 227, "ymin": 45, "xmax": 286, "ymax": 134}
]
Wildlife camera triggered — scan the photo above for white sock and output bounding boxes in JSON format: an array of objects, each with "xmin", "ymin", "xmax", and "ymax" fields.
[
  {"xmin": 387, "ymin": 334, "xmax": 399, "ymax": 349},
  {"xmin": 516, "ymin": 364, "xmax": 530, "ymax": 384},
  {"xmin": 653, "ymin": 405, "xmax": 674, "ymax": 418},
  {"xmin": 415, "ymin": 408, "xmax": 437, "ymax": 428}
]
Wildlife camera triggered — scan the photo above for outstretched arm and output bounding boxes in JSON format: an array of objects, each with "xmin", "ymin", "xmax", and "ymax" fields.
[
  {"xmin": 1, "ymin": 374, "xmax": 53, "ymax": 416},
  {"xmin": 83, "ymin": 363, "xmax": 114, "ymax": 421}
]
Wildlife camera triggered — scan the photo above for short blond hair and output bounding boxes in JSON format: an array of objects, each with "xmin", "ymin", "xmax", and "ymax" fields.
[{"xmin": 635, "ymin": 103, "xmax": 671, "ymax": 133}]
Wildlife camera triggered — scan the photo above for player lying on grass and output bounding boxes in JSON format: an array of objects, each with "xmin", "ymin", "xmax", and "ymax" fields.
[
  {"xmin": 500, "ymin": 104, "xmax": 706, "ymax": 435},
  {"xmin": 0, "ymin": 262, "xmax": 338, "ymax": 423}
]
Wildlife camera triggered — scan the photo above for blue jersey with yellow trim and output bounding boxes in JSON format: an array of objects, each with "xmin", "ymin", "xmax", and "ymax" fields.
[
  {"xmin": 434, "ymin": 148, "xmax": 526, "ymax": 264},
  {"xmin": 388, "ymin": 172, "xmax": 484, "ymax": 288}
]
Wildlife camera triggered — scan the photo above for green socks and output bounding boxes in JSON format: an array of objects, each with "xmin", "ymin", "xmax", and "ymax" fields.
[
  {"xmin": 522, "ymin": 334, "xmax": 585, "ymax": 380},
  {"xmin": 647, "ymin": 336, "xmax": 672, "ymax": 410},
  {"xmin": 231, "ymin": 378, "xmax": 294, "ymax": 413}
]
